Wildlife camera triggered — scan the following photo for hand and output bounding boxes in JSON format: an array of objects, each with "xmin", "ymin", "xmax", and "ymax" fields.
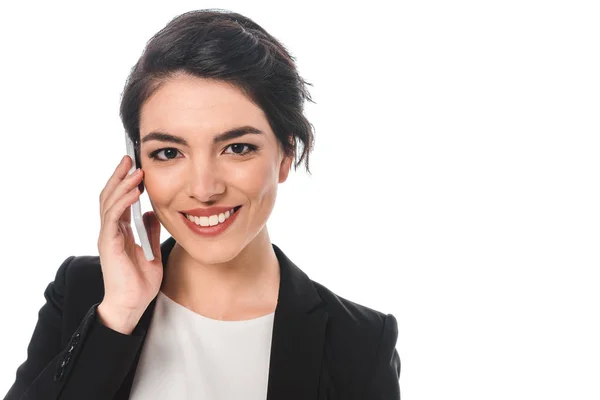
[{"xmin": 96, "ymin": 154, "xmax": 163, "ymax": 333}]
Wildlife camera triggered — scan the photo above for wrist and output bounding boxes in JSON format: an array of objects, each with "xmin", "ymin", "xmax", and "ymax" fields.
[{"xmin": 97, "ymin": 301, "xmax": 144, "ymax": 335}]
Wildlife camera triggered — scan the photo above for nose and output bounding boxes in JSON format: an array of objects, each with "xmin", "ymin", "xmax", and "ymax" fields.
[{"xmin": 185, "ymin": 157, "xmax": 226, "ymax": 202}]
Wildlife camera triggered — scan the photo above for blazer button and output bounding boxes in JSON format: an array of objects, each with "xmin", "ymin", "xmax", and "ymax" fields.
[
  {"xmin": 53, "ymin": 368, "xmax": 63, "ymax": 382},
  {"xmin": 70, "ymin": 332, "xmax": 80, "ymax": 349}
]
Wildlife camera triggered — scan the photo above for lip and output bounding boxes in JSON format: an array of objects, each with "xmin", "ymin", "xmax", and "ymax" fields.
[
  {"xmin": 181, "ymin": 205, "xmax": 241, "ymax": 217},
  {"xmin": 180, "ymin": 206, "xmax": 242, "ymax": 237}
]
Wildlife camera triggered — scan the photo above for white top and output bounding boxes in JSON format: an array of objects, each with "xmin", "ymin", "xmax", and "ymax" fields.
[{"xmin": 129, "ymin": 290, "xmax": 275, "ymax": 400}]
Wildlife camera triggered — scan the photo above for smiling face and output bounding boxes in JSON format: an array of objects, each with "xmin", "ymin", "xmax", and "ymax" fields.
[{"xmin": 138, "ymin": 73, "xmax": 293, "ymax": 265}]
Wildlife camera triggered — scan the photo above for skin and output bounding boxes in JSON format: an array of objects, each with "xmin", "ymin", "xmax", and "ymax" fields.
[{"xmin": 138, "ymin": 72, "xmax": 293, "ymax": 321}]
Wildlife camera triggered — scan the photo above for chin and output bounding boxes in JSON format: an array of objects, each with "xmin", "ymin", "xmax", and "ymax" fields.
[{"xmin": 185, "ymin": 236, "xmax": 245, "ymax": 265}]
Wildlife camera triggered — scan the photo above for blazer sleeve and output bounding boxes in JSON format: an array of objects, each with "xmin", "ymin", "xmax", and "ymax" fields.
[
  {"xmin": 362, "ymin": 313, "xmax": 401, "ymax": 400},
  {"xmin": 3, "ymin": 256, "xmax": 146, "ymax": 400}
]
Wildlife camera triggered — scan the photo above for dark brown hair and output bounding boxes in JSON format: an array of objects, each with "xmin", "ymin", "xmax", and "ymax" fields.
[{"xmin": 119, "ymin": 8, "xmax": 315, "ymax": 176}]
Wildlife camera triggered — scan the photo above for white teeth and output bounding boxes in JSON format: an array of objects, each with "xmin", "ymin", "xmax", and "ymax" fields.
[{"xmin": 185, "ymin": 208, "xmax": 238, "ymax": 227}]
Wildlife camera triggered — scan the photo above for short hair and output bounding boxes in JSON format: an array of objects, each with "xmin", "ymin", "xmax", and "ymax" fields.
[{"xmin": 119, "ymin": 8, "xmax": 315, "ymax": 174}]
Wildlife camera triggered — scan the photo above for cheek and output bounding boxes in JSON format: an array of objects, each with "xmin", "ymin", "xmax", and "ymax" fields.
[
  {"xmin": 229, "ymin": 159, "xmax": 278, "ymax": 199},
  {"xmin": 144, "ymin": 171, "xmax": 177, "ymax": 203}
]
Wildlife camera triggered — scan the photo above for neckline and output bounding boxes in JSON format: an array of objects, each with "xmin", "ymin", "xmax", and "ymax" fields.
[{"xmin": 158, "ymin": 290, "xmax": 276, "ymax": 323}]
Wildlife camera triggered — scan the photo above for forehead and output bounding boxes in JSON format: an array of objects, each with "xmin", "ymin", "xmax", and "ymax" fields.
[{"xmin": 139, "ymin": 74, "xmax": 270, "ymax": 140}]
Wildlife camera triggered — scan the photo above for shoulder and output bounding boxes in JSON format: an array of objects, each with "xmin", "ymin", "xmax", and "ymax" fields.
[
  {"xmin": 51, "ymin": 255, "xmax": 105, "ymax": 330},
  {"xmin": 61, "ymin": 255, "xmax": 103, "ymax": 281},
  {"xmin": 311, "ymin": 278, "xmax": 394, "ymax": 330},
  {"xmin": 48, "ymin": 254, "xmax": 102, "ymax": 289},
  {"xmin": 306, "ymin": 277, "xmax": 400, "ymax": 391},
  {"xmin": 57, "ymin": 255, "xmax": 104, "ymax": 297},
  {"xmin": 309, "ymin": 277, "xmax": 398, "ymax": 359}
]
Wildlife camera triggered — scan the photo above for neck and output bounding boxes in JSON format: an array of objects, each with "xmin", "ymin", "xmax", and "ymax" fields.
[{"xmin": 160, "ymin": 228, "xmax": 280, "ymax": 320}]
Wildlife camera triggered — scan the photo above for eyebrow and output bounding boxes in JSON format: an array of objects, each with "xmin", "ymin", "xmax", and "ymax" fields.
[{"xmin": 140, "ymin": 125, "xmax": 264, "ymax": 146}]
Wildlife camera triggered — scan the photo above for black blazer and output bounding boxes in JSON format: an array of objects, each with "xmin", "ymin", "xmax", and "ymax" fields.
[{"xmin": 4, "ymin": 237, "xmax": 400, "ymax": 399}]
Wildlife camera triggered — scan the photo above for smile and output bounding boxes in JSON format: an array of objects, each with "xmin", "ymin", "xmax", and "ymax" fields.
[
  {"xmin": 183, "ymin": 206, "xmax": 241, "ymax": 227},
  {"xmin": 179, "ymin": 206, "xmax": 242, "ymax": 237}
]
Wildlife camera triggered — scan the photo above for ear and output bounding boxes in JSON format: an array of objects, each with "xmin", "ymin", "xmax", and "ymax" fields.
[{"xmin": 278, "ymin": 152, "xmax": 293, "ymax": 183}]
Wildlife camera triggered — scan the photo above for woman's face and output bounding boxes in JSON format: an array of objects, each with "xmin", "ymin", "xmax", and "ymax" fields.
[{"xmin": 138, "ymin": 73, "xmax": 292, "ymax": 264}]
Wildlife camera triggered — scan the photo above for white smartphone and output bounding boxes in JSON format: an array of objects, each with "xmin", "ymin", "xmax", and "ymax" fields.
[{"xmin": 125, "ymin": 133, "xmax": 154, "ymax": 261}]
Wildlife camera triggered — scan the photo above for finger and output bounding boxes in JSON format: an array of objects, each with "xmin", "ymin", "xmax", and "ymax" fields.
[
  {"xmin": 101, "ymin": 186, "xmax": 141, "ymax": 243},
  {"xmin": 120, "ymin": 221, "xmax": 135, "ymax": 254},
  {"xmin": 120, "ymin": 201, "xmax": 132, "ymax": 226},
  {"xmin": 99, "ymin": 155, "xmax": 136, "ymax": 215},
  {"xmin": 101, "ymin": 168, "xmax": 143, "ymax": 223}
]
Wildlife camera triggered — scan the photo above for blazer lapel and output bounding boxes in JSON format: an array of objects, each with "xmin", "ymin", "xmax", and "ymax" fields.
[
  {"xmin": 114, "ymin": 237, "xmax": 328, "ymax": 400},
  {"xmin": 266, "ymin": 244, "xmax": 328, "ymax": 399}
]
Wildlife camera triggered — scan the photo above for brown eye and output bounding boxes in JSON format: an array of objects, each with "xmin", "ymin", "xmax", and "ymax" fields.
[
  {"xmin": 149, "ymin": 148, "xmax": 181, "ymax": 161},
  {"xmin": 224, "ymin": 143, "xmax": 259, "ymax": 156},
  {"xmin": 162, "ymin": 149, "xmax": 179, "ymax": 159},
  {"xmin": 230, "ymin": 144, "xmax": 246, "ymax": 154}
]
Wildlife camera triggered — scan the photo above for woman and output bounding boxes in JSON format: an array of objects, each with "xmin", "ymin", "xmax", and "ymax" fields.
[{"xmin": 4, "ymin": 9, "xmax": 400, "ymax": 400}]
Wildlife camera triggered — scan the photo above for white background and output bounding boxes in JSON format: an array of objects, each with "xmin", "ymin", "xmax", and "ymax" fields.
[{"xmin": 1, "ymin": 1, "xmax": 599, "ymax": 399}]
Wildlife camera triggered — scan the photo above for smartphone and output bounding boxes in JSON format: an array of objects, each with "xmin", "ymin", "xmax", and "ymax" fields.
[{"xmin": 125, "ymin": 133, "xmax": 154, "ymax": 261}]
